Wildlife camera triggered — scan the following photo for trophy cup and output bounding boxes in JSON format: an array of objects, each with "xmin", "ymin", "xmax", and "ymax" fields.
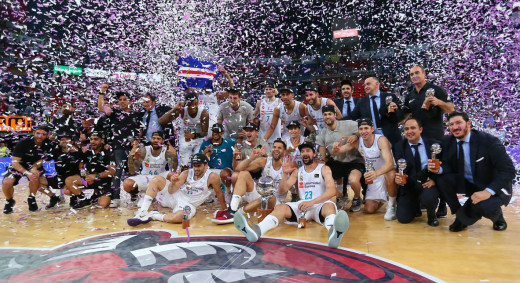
[
  {"xmin": 386, "ymin": 96, "xmax": 393, "ymax": 106},
  {"xmin": 365, "ymin": 160, "xmax": 374, "ymax": 184},
  {"xmin": 431, "ymin": 143, "xmax": 442, "ymax": 171},
  {"xmin": 421, "ymin": 88, "xmax": 435, "ymax": 110},
  {"xmin": 235, "ymin": 143, "xmax": 243, "ymax": 160},
  {"xmin": 397, "ymin": 158, "xmax": 407, "ymax": 185},
  {"xmin": 184, "ymin": 123, "xmax": 193, "ymax": 142},
  {"xmin": 257, "ymin": 176, "xmax": 276, "ymax": 222},
  {"xmin": 298, "ymin": 210, "xmax": 307, "ymax": 228},
  {"xmin": 182, "ymin": 206, "xmax": 191, "ymax": 229}
]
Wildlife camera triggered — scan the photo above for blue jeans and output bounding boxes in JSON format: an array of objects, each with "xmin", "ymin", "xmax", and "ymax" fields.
[{"xmin": 111, "ymin": 148, "xmax": 129, "ymax": 199}]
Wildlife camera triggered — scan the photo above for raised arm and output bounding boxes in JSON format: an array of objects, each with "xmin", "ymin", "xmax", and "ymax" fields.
[
  {"xmin": 128, "ymin": 146, "xmax": 146, "ymax": 176},
  {"xmin": 168, "ymin": 170, "xmax": 188, "ymax": 194},
  {"xmin": 98, "ymin": 84, "xmax": 112, "ymax": 115},
  {"xmin": 279, "ymin": 155, "xmax": 298, "ymax": 194}
]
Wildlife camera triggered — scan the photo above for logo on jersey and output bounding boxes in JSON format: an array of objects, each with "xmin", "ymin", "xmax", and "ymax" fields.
[
  {"xmin": 314, "ymin": 174, "xmax": 320, "ymax": 178},
  {"xmin": 0, "ymin": 231, "xmax": 439, "ymax": 282},
  {"xmin": 298, "ymin": 182, "xmax": 304, "ymax": 189}
]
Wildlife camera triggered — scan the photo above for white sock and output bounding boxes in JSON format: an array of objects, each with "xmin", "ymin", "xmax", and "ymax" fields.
[
  {"xmin": 336, "ymin": 183, "xmax": 343, "ymax": 194},
  {"xmin": 230, "ymin": 194, "xmax": 241, "ymax": 212},
  {"xmin": 388, "ymin": 196, "xmax": 396, "ymax": 207},
  {"xmin": 151, "ymin": 213, "xmax": 165, "ymax": 221},
  {"xmin": 324, "ymin": 214, "xmax": 336, "ymax": 232},
  {"xmin": 258, "ymin": 215, "xmax": 279, "ymax": 236},
  {"xmin": 140, "ymin": 195, "xmax": 154, "ymax": 211}
]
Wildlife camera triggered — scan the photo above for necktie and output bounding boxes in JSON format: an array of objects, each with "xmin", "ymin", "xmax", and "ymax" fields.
[
  {"xmin": 411, "ymin": 143, "xmax": 422, "ymax": 170},
  {"xmin": 370, "ymin": 96, "xmax": 381, "ymax": 128},
  {"xmin": 345, "ymin": 99, "xmax": 352, "ymax": 117},
  {"xmin": 145, "ymin": 110, "xmax": 152, "ymax": 131},
  {"xmin": 457, "ymin": 141, "xmax": 465, "ymax": 175}
]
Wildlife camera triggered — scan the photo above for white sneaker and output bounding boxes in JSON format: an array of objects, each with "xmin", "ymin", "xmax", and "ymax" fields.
[
  {"xmin": 384, "ymin": 205, "xmax": 397, "ymax": 221},
  {"xmin": 328, "ymin": 210, "xmax": 350, "ymax": 248},
  {"xmin": 109, "ymin": 199, "xmax": 120, "ymax": 208},
  {"xmin": 127, "ymin": 210, "xmax": 152, "ymax": 226}
]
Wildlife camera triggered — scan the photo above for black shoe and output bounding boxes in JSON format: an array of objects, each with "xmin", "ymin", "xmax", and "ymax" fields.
[
  {"xmin": 3, "ymin": 199, "xmax": 15, "ymax": 214},
  {"xmin": 73, "ymin": 197, "xmax": 90, "ymax": 209},
  {"xmin": 427, "ymin": 209, "xmax": 439, "ymax": 227},
  {"xmin": 449, "ymin": 218, "xmax": 467, "ymax": 232},
  {"xmin": 130, "ymin": 192, "xmax": 138, "ymax": 202},
  {"xmin": 69, "ymin": 195, "xmax": 77, "ymax": 207},
  {"xmin": 415, "ymin": 209, "xmax": 422, "ymax": 217},
  {"xmin": 436, "ymin": 201, "xmax": 447, "ymax": 218},
  {"xmin": 492, "ymin": 214, "xmax": 507, "ymax": 231},
  {"xmin": 27, "ymin": 196, "xmax": 38, "ymax": 212},
  {"xmin": 46, "ymin": 195, "xmax": 60, "ymax": 209}
]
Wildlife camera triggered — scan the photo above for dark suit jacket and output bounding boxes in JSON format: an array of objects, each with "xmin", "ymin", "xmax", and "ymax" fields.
[
  {"xmin": 138, "ymin": 105, "xmax": 175, "ymax": 144},
  {"xmin": 349, "ymin": 92, "xmax": 404, "ymax": 145},
  {"xmin": 393, "ymin": 137, "xmax": 441, "ymax": 191},
  {"xmin": 440, "ymin": 130, "xmax": 515, "ymax": 205},
  {"xmin": 334, "ymin": 97, "xmax": 359, "ymax": 120}
]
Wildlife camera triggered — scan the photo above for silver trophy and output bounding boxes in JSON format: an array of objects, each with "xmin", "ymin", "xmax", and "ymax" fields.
[
  {"xmin": 431, "ymin": 143, "xmax": 442, "ymax": 170},
  {"xmin": 235, "ymin": 143, "xmax": 243, "ymax": 160},
  {"xmin": 365, "ymin": 160, "xmax": 374, "ymax": 184},
  {"xmin": 257, "ymin": 176, "xmax": 276, "ymax": 222},
  {"xmin": 386, "ymin": 96, "xmax": 393, "ymax": 106},
  {"xmin": 397, "ymin": 158, "xmax": 407, "ymax": 185},
  {"xmin": 182, "ymin": 205, "xmax": 191, "ymax": 228},
  {"xmin": 422, "ymin": 88, "xmax": 435, "ymax": 110}
]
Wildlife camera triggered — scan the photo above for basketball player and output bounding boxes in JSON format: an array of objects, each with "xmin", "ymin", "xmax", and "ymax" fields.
[
  {"xmin": 284, "ymin": 120, "xmax": 304, "ymax": 168},
  {"xmin": 254, "ymin": 83, "xmax": 281, "ymax": 148},
  {"xmin": 234, "ymin": 141, "xmax": 350, "ymax": 248},
  {"xmin": 123, "ymin": 131, "xmax": 178, "ymax": 202},
  {"xmin": 127, "ymin": 153, "xmax": 227, "ymax": 226},
  {"xmin": 304, "ymin": 85, "xmax": 342, "ymax": 134}
]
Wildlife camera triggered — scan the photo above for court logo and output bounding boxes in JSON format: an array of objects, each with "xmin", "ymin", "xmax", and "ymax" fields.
[{"xmin": 0, "ymin": 230, "xmax": 440, "ymax": 282}]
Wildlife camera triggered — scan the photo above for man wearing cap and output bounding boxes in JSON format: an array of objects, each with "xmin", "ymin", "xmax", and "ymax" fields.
[
  {"xmin": 304, "ymin": 84, "xmax": 342, "ymax": 134},
  {"xmin": 217, "ymin": 88, "xmax": 255, "ymax": 140},
  {"xmin": 159, "ymin": 92, "xmax": 209, "ymax": 169},
  {"xmin": 234, "ymin": 141, "xmax": 350, "ymax": 248},
  {"xmin": 332, "ymin": 118, "xmax": 397, "ymax": 220},
  {"xmin": 264, "ymin": 85, "xmax": 310, "ymax": 142},
  {"xmin": 284, "ymin": 120, "xmax": 305, "ymax": 168},
  {"xmin": 123, "ymin": 131, "xmax": 178, "ymax": 203},
  {"xmin": 98, "ymin": 85, "xmax": 140, "ymax": 207},
  {"xmin": 64, "ymin": 132, "xmax": 116, "ymax": 209},
  {"xmin": 253, "ymin": 83, "xmax": 281, "ymax": 148},
  {"xmin": 232, "ymin": 122, "xmax": 271, "ymax": 170},
  {"xmin": 52, "ymin": 101, "xmax": 80, "ymax": 141},
  {"xmin": 199, "ymin": 123, "xmax": 236, "ymax": 189},
  {"xmin": 317, "ymin": 105, "xmax": 365, "ymax": 212},
  {"xmin": 432, "ymin": 112, "xmax": 514, "ymax": 232},
  {"xmin": 2, "ymin": 124, "xmax": 61, "ymax": 213},
  {"xmin": 333, "ymin": 80, "xmax": 359, "ymax": 121},
  {"xmin": 127, "ymin": 153, "xmax": 226, "ymax": 226},
  {"xmin": 350, "ymin": 77, "xmax": 403, "ymax": 146}
]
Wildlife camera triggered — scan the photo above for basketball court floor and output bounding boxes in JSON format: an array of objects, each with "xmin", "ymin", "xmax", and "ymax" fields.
[{"xmin": 0, "ymin": 180, "xmax": 519, "ymax": 282}]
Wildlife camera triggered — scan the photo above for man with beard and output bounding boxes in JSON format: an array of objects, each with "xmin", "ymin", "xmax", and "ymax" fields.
[
  {"xmin": 234, "ymin": 141, "xmax": 350, "ymax": 249},
  {"xmin": 98, "ymin": 85, "xmax": 140, "ymax": 207},
  {"xmin": 2, "ymin": 124, "xmax": 60, "ymax": 213},
  {"xmin": 159, "ymin": 92, "xmax": 208, "ymax": 170},
  {"xmin": 332, "ymin": 118, "xmax": 397, "ymax": 220},
  {"xmin": 139, "ymin": 94, "xmax": 174, "ymax": 144},
  {"xmin": 264, "ymin": 86, "xmax": 310, "ymax": 142},
  {"xmin": 52, "ymin": 101, "xmax": 80, "ymax": 140},
  {"xmin": 305, "ymin": 85, "xmax": 342, "ymax": 134},
  {"xmin": 64, "ymin": 132, "xmax": 116, "ymax": 209},
  {"xmin": 232, "ymin": 122, "xmax": 271, "ymax": 170},
  {"xmin": 127, "ymin": 153, "xmax": 226, "ymax": 226},
  {"xmin": 433, "ymin": 112, "xmax": 514, "ymax": 232},
  {"xmin": 200, "ymin": 123, "xmax": 236, "ymax": 190},
  {"xmin": 123, "ymin": 131, "xmax": 178, "ymax": 203},
  {"xmin": 217, "ymin": 88, "xmax": 254, "ymax": 140},
  {"xmin": 334, "ymin": 80, "xmax": 359, "ymax": 120},
  {"xmin": 317, "ymin": 105, "xmax": 364, "ymax": 212},
  {"xmin": 253, "ymin": 83, "xmax": 281, "ymax": 148},
  {"xmin": 284, "ymin": 120, "xmax": 305, "ymax": 168}
]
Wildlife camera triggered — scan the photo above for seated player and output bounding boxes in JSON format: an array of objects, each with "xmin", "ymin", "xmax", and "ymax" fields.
[
  {"xmin": 127, "ymin": 154, "xmax": 227, "ymax": 226},
  {"xmin": 233, "ymin": 141, "xmax": 350, "ymax": 248},
  {"xmin": 284, "ymin": 120, "xmax": 304, "ymax": 168}
]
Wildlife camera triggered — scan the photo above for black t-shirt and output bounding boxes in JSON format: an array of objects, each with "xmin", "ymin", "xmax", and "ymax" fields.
[
  {"xmin": 12, "ymin": 137, "xmax": 55, "ymax": 170},
  {"xmin": 403, "ymin": 82, "xmax": 451, "ymax": 140},
  {"xmin": 52, "ymin": 115, "xmax": 80, "ymax": 140},
  {"xmin": 82, "ymin": 148, "xmax": 115, "ymax": 184},
  {"xmin": 53, "ymin": 147, "xmax": 83, "ymax": 178},
  {"xmin": 108, "ymin": 109, "xmax": 139, "ymax": 149}
]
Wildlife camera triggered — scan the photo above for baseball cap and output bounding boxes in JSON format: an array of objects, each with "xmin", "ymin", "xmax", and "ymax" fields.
[
  {"xmin": 212, "ymin": 123, "xmax": 225, "ymax": 133},
  {"xmin": 286, "ymin": 120, "xmax": 301, "ymax": 128},
  {"xmin": 298, "ymin": 141, "xmax": 316, "ymax": 152},
  {"xmin": 279, "ymin": 85, "xmax": 294, "ymax": 93},
  {"xmin": 90, "ymin": 131, "xmax": 105, "ymax": 139},
  {"xmin": 322, "ymin": 104, "xmax": 336, "ymax": 114},
  {"xmin": 304, "ymin": 85, "xmax": 318, "ymax": 92},
  {"xmin": 191, "ymin": 153, "xmax": 208, "ymax": 164},
  {"xmin": 151, "ymin": 131, "xmax": 164, "ymax": 139},
  {"xmin": 358, "ymin": 118, "xmax": 373, "ymax": 127},
  {"xmin": 243, "ymin": 122, "xmax": 259, "ymax": 131}
]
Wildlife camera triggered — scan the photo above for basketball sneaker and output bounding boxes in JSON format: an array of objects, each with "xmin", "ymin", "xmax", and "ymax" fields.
[
  {"xmin": 234, "ymin": 212, "xmax": 261, "ymax": 242},
  {"xmin": 384, "ymin": 204, "xmax": 397, "ymax": 221},
  {"xmin": 127, "ymin": 210, "xmax": 153, "ymax": 226},
  {"xmin": 212, "ymin": 209, "xmax": 234, "ymax": 224},
  {"xmin": 45, "ymin": 195, "xmax": 60, "ymax": 209},
  {"xmin": 328, "ymin": 210, "xmax": 350, "ymax": 248},
  {"xmin": 3, "ymin": 199, "xmax": 15, "ymax": 214},
  {"xmin": 28, "ymin": 195, "xmax": 38, "ymax": 212}
]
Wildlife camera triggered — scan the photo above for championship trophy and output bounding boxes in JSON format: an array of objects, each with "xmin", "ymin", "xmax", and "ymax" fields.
[
  {"xmin": 365, "ymin": 160, "xmax": 374, "ymax": 184},
  {"xmin": 386, "ymin": 96, "xmax": 393, "ymax": 106},
  {"xmin": 431, "ymin": 143, "xmax": 442, "ymax": 171},
  {"xmin": 397, "ymin": 158, "xmax": 407, "ymax": 185},
  {"xmin": 257, "ymin": 176, "xmax": 276, "ymax": 222},
  {"xmin": 298, "ymin": 210, "xmax": 307, "ymax": 228},
  {"xmin": 182, "ymin": 206, "xmax": 191, "ymax": 229},
  {"xmin": 185, "ymin": 123, "xmax": 195, "ymax": 142},
  {"xmin": 235, "ymin": 143, "xmax": 243, "ymax": 160},
  {"xmin": 421, "ymin": 88, "xmax": 435, "ymax": 110}
]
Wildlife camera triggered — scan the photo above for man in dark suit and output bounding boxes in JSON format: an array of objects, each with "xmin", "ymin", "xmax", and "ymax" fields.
[
  {"xmin": 334, "ymin": 80, "xmax": 359, "ymax": 121},
  {"xmin": 432, "ymin": 112, "xmax": 515, "ymax": 232},
  {"xmin": 350, "ymin": 77, "xmax": 404, "ymax": 146},
  {"xmin": 138, "ymin": 94, "xmax": 174, "ymax": 145},
  {"xmin": 393, "ymin": 117, "xmax": 441, "ymax": 226}
]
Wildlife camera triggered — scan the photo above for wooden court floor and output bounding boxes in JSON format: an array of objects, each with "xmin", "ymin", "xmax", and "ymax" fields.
[{"xmin": 0, "ymin": 180, "xmax": 519, "ymax": 282}]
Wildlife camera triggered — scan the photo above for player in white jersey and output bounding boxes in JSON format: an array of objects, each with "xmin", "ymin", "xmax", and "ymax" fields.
[
  {"xmin": 332, "ymin": 118, "xmax": 397, "ymax": 220},
  {"xmin": 127, "ymin": 153, "xmax": 227, "ymax": 226},
  {"xmin": 304, "ymin": 85, "xmax": 342, "ymax": 134},
  {"xmin": 199, "ymin": 89, "xmax": 219, "ymax": 138},
  {"xmin": 284, "ymin": 120, "xmax": 305, "ymax": 168},
  {"xmin": 234, "ymin": 141, "xmax": 350, "ymax": 248},
  {"xmin": 253, "ymin": 84, "xmax": 281, "ymax": 148},
  {"xmin": 124, "ymin": 131, "xmax": 178, "ymax": 202},
  {"xmin": 264, "ymin": 86, "xmax": 311, "ymax": 142},
  {"xmin": 159, "ymin": 92, "xmax": 209, "ymax": 169}
]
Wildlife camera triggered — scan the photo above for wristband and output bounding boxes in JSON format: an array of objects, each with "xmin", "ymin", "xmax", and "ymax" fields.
[{"xmin": 23, "ymin": 171, "xmax": 30, "ymax": 176}]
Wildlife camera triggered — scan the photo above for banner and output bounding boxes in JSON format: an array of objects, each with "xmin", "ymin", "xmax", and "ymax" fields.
[
  {"xmin": 53, "ymin": 65, "xmax": 82, "ymax": 76},
  {"xmin": 177, "ymin": 56, "xmax": 219, "ymax": 89},
  {"xmin": 0, "ymin": 116, "xmax": 32, "ymax": 132},
  {"xmin": 0, "ymin": 158, "xmax": 56, "ymax": 177}
]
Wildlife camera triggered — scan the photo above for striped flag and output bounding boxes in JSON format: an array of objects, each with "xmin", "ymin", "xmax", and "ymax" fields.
[{"xmin": 177, "ymin": 56, "xmax": 220, "ymax": 89}]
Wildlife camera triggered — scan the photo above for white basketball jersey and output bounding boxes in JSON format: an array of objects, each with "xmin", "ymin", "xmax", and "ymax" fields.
[
  {"xmin": 140, "ymin": 146, "xmax": 169, "ymax": 175},
  {"xmin": 358, "ymin": 134, "xmax": 385, "ymax": 170},
  {"xmin": 198, "ymin": 92, "xmax": 218, "ymax": 137},
  {"xmin": 307, "ymin": 98, "xmax": 328, "ymax": 133},
  {"xmin": 182, "ymin": 105, "xmax": 204, "ymax": 135},
  {"xmin": 297, "ymin": 163, "xmax": 326, "ymax": 201},
  {"xmin": 285, "ymin": 137, "xmax": 304, "ymax": 168},
  {"xmin": 279, "ymin": 101, "xmax": 304, "ymax": 140},
  {"xmin": 262, "ymin": 156, "xmax": 283, "ymax": 187},
  {"xmin": 259, "ymin": 98, "xmax": 281, "ymax": 143},
  {"xmin": 181, "ymin": 168, "xmax": 212, "ymax": 207}
]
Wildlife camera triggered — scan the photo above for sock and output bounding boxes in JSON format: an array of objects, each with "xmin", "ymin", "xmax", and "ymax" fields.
[
  {"xmin": 324, "ymin": 214, "xmax": 336, "ymax": 232},
  {"xmin": 140, "ymin": 195, "xmax": 154, "ymax": 211},
  {"xmin": 230, "ymin": 194, "xmax": 241, "ymax": 212},
  {"xmin": 258, "ymin": 215, "xmax": 278, "ymax": 236},
  {"xmin": 336, "ymin": 182, "xmax": 342, "ymax": 194},
  {"xmin": 151, "ymin": 213, "xmax": 165, "ymax": 221},
  {"xmin": 388, "ymin": 196, "xmax": 396, "ymax": 207}
]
